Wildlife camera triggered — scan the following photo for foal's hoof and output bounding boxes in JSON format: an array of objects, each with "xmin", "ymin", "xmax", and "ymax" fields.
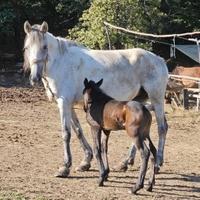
[
  {"xmin": 55, "ymin": 166, "xmax": 70, "ymax": 178},
  {"xmin": 75, "ymin": 162, "xmax": 91, "ymax": 172},
  {"xmin": 104, "ymin": 174, "xmax": 109, "ymax": 181},
  {"xmin": 113, "ymin": 163, "xmax": 128, "ymax": 172}
]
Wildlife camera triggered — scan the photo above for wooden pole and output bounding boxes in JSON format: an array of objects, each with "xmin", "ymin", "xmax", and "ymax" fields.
[
  {"xmin": 104, "ymin": 21, "xmax": 200, "ymax": 39},
  {"xmin": 183, "ymin": 89, "xmax": 189, "ymax": 110}
]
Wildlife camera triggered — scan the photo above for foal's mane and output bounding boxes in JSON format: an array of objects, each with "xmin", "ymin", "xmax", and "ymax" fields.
[{"xmin": 89, "ymin": 81, "xmax": 113, "ymax": 103}]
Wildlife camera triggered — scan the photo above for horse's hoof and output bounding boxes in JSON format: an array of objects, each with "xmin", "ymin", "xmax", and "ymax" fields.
[
  {"xmin": 130, "ymin": 184, "xmax": 143, "ymax": 195},
  {"xmin": 113, "ymin": 163, "xmax": 128, "ymax": 172},
  {"xmin": 127, "ymin": 158, "xmax": 134, "ymax": 166},
  {"xmin": 55, "ymin": 166, "xmax": 70, "ymax": 178},
  {"xmin": 146, "ymin": 184, "xmax": 153, "ymax": 192},
  {"xmin": 75, "ymin": 162, "xmax": 91, "ymax": 172},
  {"xmin": 130, "ymin": 187, "xmax": 139, "ymax": 195},
  {"xmin": 157, "ymin": 156, "xmax": 163, "ymax": 167},
  {"xmin": 98, "ymin": 179, "xmax": 104, "ymax": 187},
  {"xmin": 155, "ymin": 166, "xmax": 160, "ymax": 174}
]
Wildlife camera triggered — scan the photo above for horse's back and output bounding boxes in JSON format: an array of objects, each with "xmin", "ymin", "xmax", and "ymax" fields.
[
  {"xmin": 70, "ymin": 47, "xmax": 168, "ymax": 101},
  {"xmin": 85, "ymin": 48, "xmax": 168, "ymax": 84}
]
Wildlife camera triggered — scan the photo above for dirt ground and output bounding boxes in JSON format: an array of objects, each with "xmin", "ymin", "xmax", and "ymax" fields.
[{"xmin": 0, "ymin": 86, "xmax": 200, "ymax": 200}]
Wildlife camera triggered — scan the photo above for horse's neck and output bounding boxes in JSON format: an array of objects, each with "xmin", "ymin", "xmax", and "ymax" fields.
[
  {"xmin": 42, "ymin": 33, "xmax": 64, "ymax": 98},
  {"xmin": 46, "ymin": 33, "xmax": 60, "ymax": 61}
]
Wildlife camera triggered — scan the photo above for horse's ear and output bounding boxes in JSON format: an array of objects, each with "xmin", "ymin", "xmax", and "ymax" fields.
[
  {"xmin": 84, "ymin": 78, "xmax": 89, "ymax": 87},
  {"xmin": 40, "ymin": 21, "xmax": 48, "ymax": 33},
  {"xmin": 24, "ymin": 21, "xmax": 31, "ymax": 34},
  {"xmin": 96, "ymin": 79, "xmax": 103, "ymax": 87}
]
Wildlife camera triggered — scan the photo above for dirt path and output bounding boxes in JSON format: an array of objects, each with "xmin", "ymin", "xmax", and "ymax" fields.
[{"xmin": 0, "ymin": 87, "xmax": 200, "ymax": 200}]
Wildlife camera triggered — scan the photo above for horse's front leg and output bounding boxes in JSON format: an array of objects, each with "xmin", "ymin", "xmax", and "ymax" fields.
[
  {"xmin": 154, "ymin": 105, "xmax": 168, "ymax": 172},
  {"xmin": 71, "ymin": 110, "xmax": 93, "ymax": 171},
  {"xmin": 55, "ymin": 98, "xmax": 72, "ymax": 178}
]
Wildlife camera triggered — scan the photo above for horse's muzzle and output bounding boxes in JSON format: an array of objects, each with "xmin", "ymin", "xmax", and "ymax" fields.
[{"xmin": 29, "ymin": 74, "xmax": 42, "ymax": 86}]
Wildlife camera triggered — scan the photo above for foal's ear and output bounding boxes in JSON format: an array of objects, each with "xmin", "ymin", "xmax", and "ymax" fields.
[
  {"xmin": 24, "ymin": 21, "xmax": 31, "ymax": 34},
  {"xmin": 40, "ymin": 21, "xmax": 48, "ymax": 33},
  {"xmin": 96, "ymin": 79, "xmax": 103, "ymax": 87},
  {"xmin": 84, "ymin": 78, "xmax": 89, "ymax": 87}
]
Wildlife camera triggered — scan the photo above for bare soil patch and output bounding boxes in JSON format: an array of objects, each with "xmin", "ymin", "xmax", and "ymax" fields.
[{"xmin": 0, "ymin": 86, "xmax": 200, "ymax": 200}]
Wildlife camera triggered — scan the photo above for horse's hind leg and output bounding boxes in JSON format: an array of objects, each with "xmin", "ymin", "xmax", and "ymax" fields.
[
  {"xmin": 146, "ymin": 137, "xmax": 157, "ymax": 192},
  {"xmin": 114, "ymin": 143, "xmax": 136, "ymax": 172},
  {"xmin": 101, "ymin": 130, "xmax": 110, "ymax": 180},
  {"xmin": 144, "ymin": 84, "xmax": 168, "ymax": 172},
  {"xmin": 131, "ymin": 138, "xmax": 150, "ymax": 194},
  {"xmin": 71, "ymin": 110, "xmax": 93, "ymax": 171},
  {"xmin": 153, "ymin": 102, "xmax": 168, "ymax": 171}
]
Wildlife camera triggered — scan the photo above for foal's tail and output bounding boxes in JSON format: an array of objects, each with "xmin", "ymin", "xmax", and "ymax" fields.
[{"xmin": 147, "ymin": 136, "xmax": 157, "ymax": 162}]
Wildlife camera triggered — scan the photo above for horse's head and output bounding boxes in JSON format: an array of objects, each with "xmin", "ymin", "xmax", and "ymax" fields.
[
  {"xmin": 23, "ymin": 21, "xmax": 48, "ymax": 85},
  {"xmin": 82, "ymin": 78, "xmax": 103, "ymax": 112}
]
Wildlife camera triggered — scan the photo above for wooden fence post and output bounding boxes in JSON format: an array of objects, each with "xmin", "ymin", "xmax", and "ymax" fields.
[{"xmin": 183, "ymin": 89, "xmax": 189, "ymax": 110}]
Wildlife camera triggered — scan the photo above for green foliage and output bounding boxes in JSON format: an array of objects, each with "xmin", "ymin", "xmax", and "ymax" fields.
[
  {"xmin": 68, "ymin": 0, "xmax": 200, "ymax": 50},
  {"xmin": 0, "ymin": 2, "xmax": 15, "ymax": 36},
  {"xmin": 69, "ymin": 0, "xmax": 145, "ymax": 49},
  {"xmin": 0, "ymin": 0, "xmax": 90, "ymax": 38},
  {"xmin": 0, "ymin": 0, "xmax": 200, "ymax": 54}
]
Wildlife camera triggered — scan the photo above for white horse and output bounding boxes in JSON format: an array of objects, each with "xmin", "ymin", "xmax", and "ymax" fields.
[{"xmin": 23, "ymin": 21, "xmax": 168, "ymax": 177}]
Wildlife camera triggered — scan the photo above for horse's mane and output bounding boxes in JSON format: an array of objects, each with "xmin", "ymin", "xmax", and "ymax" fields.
[
  {"xmin": 23, "ymin": 25, "xmax": 87, "ymax": 71},
  {"xmin": 55, "ymin": 36, "xmax": 87, "ymax": 55}
]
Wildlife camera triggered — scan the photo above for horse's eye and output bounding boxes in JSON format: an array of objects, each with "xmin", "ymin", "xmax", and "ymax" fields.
[{"xmin": 43, "ymin": 45, "xmax": 47, "ymax": 50}]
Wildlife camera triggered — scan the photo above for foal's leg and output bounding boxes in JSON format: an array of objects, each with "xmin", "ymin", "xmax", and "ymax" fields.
[
  {"xmin": 91, "ymin": 126, "xmax": 106, "ymax": 186},
  {"xmin": 101, "ymin": 130, "xmax": 110, "ymax": 180},
  {"xmin": 71, "ymin": 110, "xmax": 93, "ymax": 171},
  {"xmin": 131, "ymin": 138, "xmax": 150, "ymax": 194},
  {"xmin": 146, "ymin": 137, "xmax": 157, "ymax": 192},
  {"xmin": 55, "ymin": 98, "xmax": 72, "ymax": 177}
]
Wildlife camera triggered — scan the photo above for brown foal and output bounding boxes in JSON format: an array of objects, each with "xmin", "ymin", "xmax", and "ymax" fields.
[{"xmin": 83, "ymin": 78, "xmax": 157, "ymax": 194}]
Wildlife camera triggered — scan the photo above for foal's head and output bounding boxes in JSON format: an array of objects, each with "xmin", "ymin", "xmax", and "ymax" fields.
[
  {"xmin": 83, "ymin": 78, "xmax": 103, "ymax": 111},
  {"xmin": 23, "ymin": 21, "xmax": 49, "ymax": 85}
]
